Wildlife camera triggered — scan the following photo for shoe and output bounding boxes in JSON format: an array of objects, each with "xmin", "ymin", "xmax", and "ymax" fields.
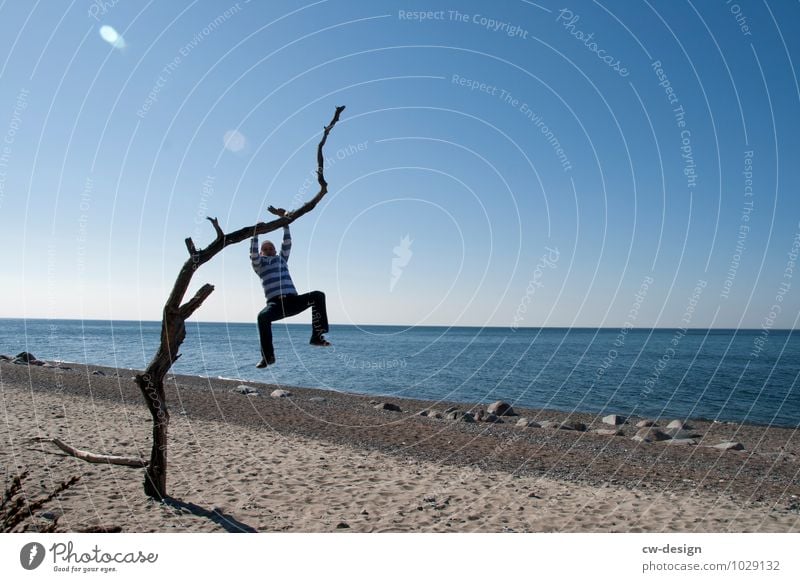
[
  {"xmin": 256, "ymin": 355, "xmax": 276, "ymax": 368},
  {"xmin": 309, "ymin": 335, "xmax": 331, "ymax": 347}
]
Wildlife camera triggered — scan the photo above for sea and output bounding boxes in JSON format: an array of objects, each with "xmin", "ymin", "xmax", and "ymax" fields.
[{"xmin": 1, "ymin": 318, "xmax": 799, "ymax": 428}]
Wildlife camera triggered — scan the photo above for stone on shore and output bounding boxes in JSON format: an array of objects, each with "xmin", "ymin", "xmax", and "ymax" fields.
[
  {"xmin": 666, "ymin": 438, "xmax": 697, "ymax": 446},
  {"xmin": 232, "ymin": 385, "xmax": 259, "ymax": 395},
  {"xmin": 445, "ymin": 410, "xmax": 474, "ymax": 423},
  {"xmin": 374, "ymin": 402, "xmax": 401, "ymax": 412},
  {"xmin": 633, "ymin": 428, "xmax": 671, "ymax": 443},
  {"xmin": 635, "ymin": 420, "xmax": 657, "ymax": 428},
  {"xmin": 710, "ymin": 441, "xmax": 745, "ymax": 451},
  {"xmin": 516, "ymin": 418, "xmax": 541, "ymax": 428},
  {"xmin": 539, "ymin": 420, "xmax": 560, "ymax": 429},
  {"xmin": 13, "ymin": 351, "xmax": 45, "ymax": 366},
  {"xmin": 593, "ymin": 428, "xmax": 624, "ymax": 436},
  {"xmin": 486, "ymin": 401, "xmax": 514, "ymax": 417},
  {"xmin": 271, "ymin": 389, "xmax": 293, "ymax": 398},
  {"xmin": 602, "ymin": 414, "xmax": 627, "ymax": 426},
  {"xmin": 666, "ymin": 428, "xmax": 702, "ymax": 440},
  {"xmin": 309, "ymin": 397, "xmax": 327, "ymax": 403},
  {"xmin": 558, "ymin": 421, "xmax": 586, "ymax": 432},
  {"xmin": 666, "ymin": 420, "xmax": 691, "ymax": 430}
]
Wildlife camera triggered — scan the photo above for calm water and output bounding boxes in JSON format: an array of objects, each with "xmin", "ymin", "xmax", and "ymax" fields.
[{"xmin": 2, "ymin": 318, "xmax": 799, "ymax": 427}]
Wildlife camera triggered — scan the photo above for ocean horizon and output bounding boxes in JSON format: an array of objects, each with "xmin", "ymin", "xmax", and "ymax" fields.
[{"xmin": 2, "ymin": 318, "xmax": 798, "ymax": 428}]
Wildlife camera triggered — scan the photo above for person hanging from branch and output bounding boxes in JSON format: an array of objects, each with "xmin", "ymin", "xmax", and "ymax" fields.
[{"xmin": 250, "ymin": 205, "xmax": 331, "ymax": 368}]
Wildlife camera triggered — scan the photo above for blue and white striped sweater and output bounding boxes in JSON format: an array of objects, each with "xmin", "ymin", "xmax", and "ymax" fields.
[{"xmin": 250, "ymin": 226, "xmax": 297, "ymax": 300}]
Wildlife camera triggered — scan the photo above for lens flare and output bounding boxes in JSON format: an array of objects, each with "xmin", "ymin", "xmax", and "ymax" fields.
[
  {"xmin": 223, "ymin": 130, "xmax": 246, "ymax": 152},
  {"xmin": 99, "ymin": 25, "xmax": 126, "ymax": 49}
]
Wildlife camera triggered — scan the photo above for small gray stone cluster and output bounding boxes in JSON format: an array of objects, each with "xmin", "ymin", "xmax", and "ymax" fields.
[
  {"xmin": 414, "ymin": 402, "xmax": 745, "ymax": 452},
  {"xmin": 1, "ymin": 352, "xmax": 74, "ymax": 371}
]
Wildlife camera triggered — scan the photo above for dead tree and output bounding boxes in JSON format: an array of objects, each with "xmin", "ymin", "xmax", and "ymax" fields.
[{"xmin": 132, "ymin": 106, "xmax": 346, "ymax": 499}]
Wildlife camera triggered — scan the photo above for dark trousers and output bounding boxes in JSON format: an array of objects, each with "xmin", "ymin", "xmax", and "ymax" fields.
[{"xmin": 257, "ymin": 291, "xmax": 329, "ymax": 360}]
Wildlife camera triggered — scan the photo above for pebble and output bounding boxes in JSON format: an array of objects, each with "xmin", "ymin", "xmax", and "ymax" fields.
[
  {"xmin": 602, "ymin": 414, "xmax": 627, "ymax": 426},
  {"xmin": 665, "ymin": 438, "xmax": 697, "ymax": 446},
  {"xmin": 593, "ymin": 428, "xmax": 624, "ymax": 436},
  {"xmin": 666, "ymin": 420, "xmax": 691, "ymax": 430},
  {"xmin": 558, "ymin": 421, "xmax": 587, "ymax": 432},
  {"xmin": 487, "ymin": 400, "xmax": 514, "ymax": 417},
  {"xmin": 633, "ymin": 428, "xmax": 671, "ymax": 443},
  {"xmin": 666, "ymin": 428, "xmax": 702, "ymax": 440},
  {"xmin": 710, "ymin": 441, "xmax": 745, "ymax": 451},
  {"xmin": 271, "ymin": 389, "xmax": 292, "ymax": 398}
]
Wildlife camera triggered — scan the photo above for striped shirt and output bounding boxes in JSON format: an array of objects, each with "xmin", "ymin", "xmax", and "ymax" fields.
[{"xmin": 250, "ymin": 226, "xmax": 297, "ymax": 300}]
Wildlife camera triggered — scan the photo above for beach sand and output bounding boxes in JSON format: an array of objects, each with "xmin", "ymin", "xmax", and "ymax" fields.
[{"xmin": 1, "ymin": 359, "xmax": 798, "ymax": 532}]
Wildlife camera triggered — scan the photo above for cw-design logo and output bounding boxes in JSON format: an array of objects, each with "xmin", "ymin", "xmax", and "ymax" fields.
[{"xmin": 20, "ymin": 542, "xmax": 46, "ymax": 570}]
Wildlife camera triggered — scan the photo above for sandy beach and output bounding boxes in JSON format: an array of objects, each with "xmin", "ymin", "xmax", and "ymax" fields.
[{"xmin": 1, "ymin": 358, "xmax": 798, "ymax": 533}]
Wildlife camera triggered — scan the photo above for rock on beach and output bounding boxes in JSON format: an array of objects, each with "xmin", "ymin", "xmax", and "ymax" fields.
[{"xmin": 486, "ymin": 401, "xmax": 514, "ymax": 417}]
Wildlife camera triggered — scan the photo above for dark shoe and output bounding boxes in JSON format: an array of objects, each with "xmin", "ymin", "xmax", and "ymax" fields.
[
  {"xmin": 256, "ymin": 355, "xmax": 276, "ymax": 368},
  {"xmin": 309, "ymin": 335, "xmax": 331, "ymax": 347}
]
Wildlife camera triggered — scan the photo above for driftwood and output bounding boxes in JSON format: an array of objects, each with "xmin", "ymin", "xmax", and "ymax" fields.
[
  {"xmin": 49, "ymin": 438, "xmax": 148, "ymax": 467},
  {"xmin": 132, "ymin": 106, "xmax": 346, "ymax": 499}
]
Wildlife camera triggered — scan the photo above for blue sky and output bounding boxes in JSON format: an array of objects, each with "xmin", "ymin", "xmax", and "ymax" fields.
[{"xmin": 0, "ymin": 0, "xmax": 798, "ymax": 328}]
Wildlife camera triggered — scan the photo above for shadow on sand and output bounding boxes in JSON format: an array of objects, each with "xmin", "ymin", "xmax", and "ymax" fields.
[{"xmin": 163, "ymin": 497, "xmax": 257, "ymax": 533}]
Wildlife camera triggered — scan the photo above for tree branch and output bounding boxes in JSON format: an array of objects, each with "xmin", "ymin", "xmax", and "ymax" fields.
[
  {"xmin": 185, "ymin": 238, "xmax": 197, "ymax": 256},
  {"xmin": 44, "ymin": 438, "xmax": 148, "ymax": 468},
  {"xmin": 179, "ymin": 283, "xmax": 215, "ymax": 319},
  {"xmin": 206, "ymin": 216, "xmax": 224, "ymax": 242}
]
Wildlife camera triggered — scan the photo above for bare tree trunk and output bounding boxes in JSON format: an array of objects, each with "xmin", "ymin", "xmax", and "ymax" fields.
[{"xmin": 134, "ymin": 106, "xmax": 346, "ymax": 499}]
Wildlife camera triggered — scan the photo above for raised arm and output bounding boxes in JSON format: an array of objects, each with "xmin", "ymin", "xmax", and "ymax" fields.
[
  {"xmin": 267, "ymin": 206, "xmax": 293, "ymax": 261},
  {"xmin": 250, "ymin": 235, "xmax": 260, "ymax": 267},
  {"xmin": 280, "ymin": 226, "xmax": 291, "ymax": 261}
]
